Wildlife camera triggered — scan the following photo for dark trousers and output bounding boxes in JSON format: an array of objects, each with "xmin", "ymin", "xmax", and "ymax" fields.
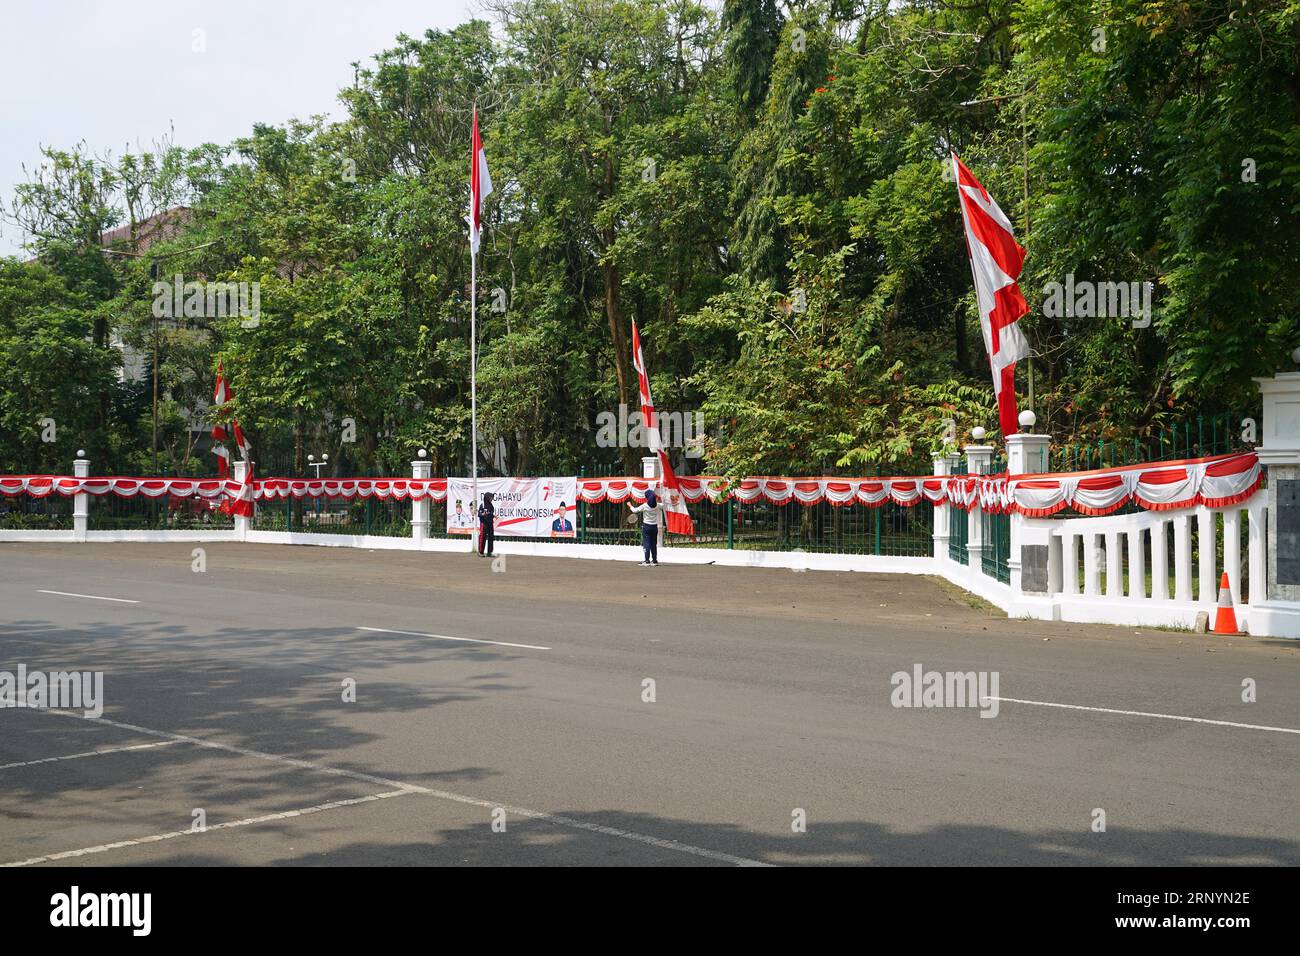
[
  {"xmin": 641, "ymin": 523, "xmax": 658, "ymax": 563},
  {"xmin": 479, "ymin": 523, "xmax": 494, "ymax": 555}
]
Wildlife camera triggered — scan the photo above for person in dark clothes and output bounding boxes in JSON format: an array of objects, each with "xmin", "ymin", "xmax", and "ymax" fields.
[
  {"xmin": 477, "ymin": 492, "xmax": 495, "ymax": 556},
  {"xmin": 628, "ymin": 488, "xmax": 662, "ymax": 566}
]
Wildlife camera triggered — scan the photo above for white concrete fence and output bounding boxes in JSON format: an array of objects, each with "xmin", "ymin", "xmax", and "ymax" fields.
[{"xmin": 5, "ymin": 371, "xmax": 1299, "ymax": 639}]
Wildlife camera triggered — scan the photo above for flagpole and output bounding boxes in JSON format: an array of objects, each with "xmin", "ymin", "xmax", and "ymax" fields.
[{"xmin": 471, "ymin": 232, "xmax": 479, "ymax": 554}]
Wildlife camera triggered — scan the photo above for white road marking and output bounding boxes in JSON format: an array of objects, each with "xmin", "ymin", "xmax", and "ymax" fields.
[
  {"xmin": 2, "ymin": 790, "xmax": 414, "ymax": 866},
  {"xmin": 8, "ymin": 708, "xmax": 769, "ymax": 867},
  {"xmin": 991, "ymin": 697, "xmax": 1300, "ymax": 735},
  {"xmin": 356, "ymin": 625, "xmax": 551, "ymax": 652},
  {"xmin": 36, "ymin": 589, "xmax": 139, "ymax": 604},
  {"xmin": 0, "ymin": 739, "xmax": 183, "ymax": 771}
]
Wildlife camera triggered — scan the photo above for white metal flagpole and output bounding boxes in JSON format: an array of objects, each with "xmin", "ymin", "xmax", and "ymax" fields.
[{"xmin": 471, "ymin": 238, "xmax": 479, "ymax": 554}]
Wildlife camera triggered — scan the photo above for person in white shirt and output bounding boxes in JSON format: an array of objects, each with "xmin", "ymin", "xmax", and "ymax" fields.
[{"xmin": 627, "ymin": 488, "xmax": 662, "ymax": 566}]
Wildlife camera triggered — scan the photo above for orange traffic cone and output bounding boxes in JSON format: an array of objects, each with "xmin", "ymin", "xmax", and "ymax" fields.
[{"xmin": 1213, "ymin": 572, "xmax": 1239, "ymax": 635}]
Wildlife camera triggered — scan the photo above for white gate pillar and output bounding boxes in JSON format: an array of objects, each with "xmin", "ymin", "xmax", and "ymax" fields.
[
  {"xmin": 1006, "ymin": 412, "xmax": 1052, "ymax": 599},
  {"xmin": 1250, "ymin": 352, "xmax": 1300, "ymax": 637},
  {"xmin": 72, "ymin": 452, "xmax": 90, "ymax": 542},
  {"xmin": 232, "ymin": 459, "xmax": 251, "ymax": 542},
  {"xmin": 411, "ymin": 452, "xmax": 432, "ymax": 547},
  {"xmin": 931, "ymin": 452, "xmax": 952, "ymax": 560}
]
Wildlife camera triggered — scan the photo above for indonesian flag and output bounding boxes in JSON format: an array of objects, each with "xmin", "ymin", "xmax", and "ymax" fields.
[
  {"xmin": 211, "ymin": 363, "xmax": 253, "ymax": 517},
  {"xmin": 211, "ymin": 365, "xmax": 232, "ymax": 480},
  {"xmin": 630, "ymin": 318, "xmax": 694, "ymax": 537},
  {"xmin": 953, "ymin": 152, "xmax": 1030, "ymax": 438},
  {"xmin": 469, "ymin": 108, "xmax": 493, "ymax": 256}
]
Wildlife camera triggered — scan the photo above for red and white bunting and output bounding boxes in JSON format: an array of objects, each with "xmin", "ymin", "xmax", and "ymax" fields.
[{"xmin": 1, "ymin": 453, "xmax": 1262, "ymax": 518}]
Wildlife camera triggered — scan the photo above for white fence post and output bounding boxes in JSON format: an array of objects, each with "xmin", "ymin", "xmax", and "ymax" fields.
[
  {"xmin": 1006, "ymin": 416, "xmax": 1051, "ymax": 600},
  {"xmin": 964, "ymin": 438, "xmax": 993, "ymax": 572},
  {"xmin": 932, "ymin": 452, "xmax": 951, "ymax": 561},
  {"xmin": 232, "ymin": 459, "xmax": 250, "ymax": 542},
  {"xmin": 411, "ymin": 453, "xmax": 432, "ymax": 546},
  {"xmin": 1250, "ymin": 359, "xmax": 1300, "ymax": 637},
  {"xmin": 72, "ymin": 453, "xmax": 89, "ymax": 542}
]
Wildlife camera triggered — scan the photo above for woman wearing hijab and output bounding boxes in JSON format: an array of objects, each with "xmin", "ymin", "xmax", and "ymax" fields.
[
  {"xmin": 627, "ymin": 488, "xmax": 662, "ymax": 566},
  {"xmin": 477, "ymin": 492, "xmax": 496, "ymax": 557}
]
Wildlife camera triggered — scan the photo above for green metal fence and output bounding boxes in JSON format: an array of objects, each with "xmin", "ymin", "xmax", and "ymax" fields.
[
  {"xmin": 89, "ymin": 494, "xmax": 234, "ymax": 531},
  {"xmin": 948, "ymin": 461, "xmax": 968, "ymax": 564},
  {"xmin": 0, "ymin": 494, "xmax": 74, "ymax": 530},
  {"xmin": 981, "ymin": 456, "xmax": 1011, "ymax": 582},
  {"xmin": 1051, "ymin": 412, "xmax": 1254, "ymax": 473},
  {"xmin": 252, "ymin": 494, "xmax": 410, "ymax": 537}
]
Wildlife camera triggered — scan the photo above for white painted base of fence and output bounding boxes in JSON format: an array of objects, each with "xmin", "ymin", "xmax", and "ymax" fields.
[{"xmin": 1246, "ymin": 601, "xmax": 1300, "ymax": 640}]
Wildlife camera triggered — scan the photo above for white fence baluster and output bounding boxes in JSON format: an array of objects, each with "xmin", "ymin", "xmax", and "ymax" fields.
[
  {"xmin": 1062, "ymin": 531, "xmax": 1078, "ymax": 596},
  {"xmin": 1247, "ymin": 499, "xmax": 1266, "ymax": 607},
  {"xmin": 1151, "ymin": 519, "xmax": 1169, "ymax": 601},
  {"xmin": 1173, "ymin": 514, "xmax": 1192, "ymax": 602},
  {"xmin": 1196, "ymin": 508, "xmax": 1216, "ymax": 603},
  {"xmin": 1126, "ymin": 528, "xmax": 1144, "ymax": 599},
  {"xmin": 1223, "ymin": 509, "xmax": 1242, "ymax": 608},
  {"xmin": 1083, "ymin": 533, "xmax": 1101, "ymax": 596},
  {"xmin": 1105, "ymin": 531, "xmax": 1122, "ymax": 598}
]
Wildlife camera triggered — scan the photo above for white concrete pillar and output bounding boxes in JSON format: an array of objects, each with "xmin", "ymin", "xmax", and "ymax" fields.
[
  {"xmin": 72, "ymin": 453, "xmax": 89, "ymax": 542},
  {"xmin": 1083, "ymin": 533, "xmax": 1101, "ymax": 596},
  {"xmin": 1223, "ymin": 509, "xmax": 1242, "ymax": 609},
  {"xmin": 932, "ymin": 452, "xmax": 951, "ymax": 561},
  {"xmin": 1105, "ymin": 530, "xmax": 1122, "ymax": 598},
  {"xmin": 1196, "ymin": 508, "xmax": 1217, "ymax": 604},
  {"xmin": 1062, "ymin": 532, "xmax": 1078, "ymax": 596},
  {"xmin": 1127, "ymin": 528, "xmax": 1146, "ymax": 600},
  {"xmin": 964, "ymin": 438, "xmax": 994, "ymax": 571},
  {"xmin": 411, "ymin": 455, "xmax": 432, "ymax": 546},
  {"xmin": 1249, "ymin": 360, "xmax": 1300, "ymax": 637},
  {"xmin": 1151, "ymin": 518, "xmax": 1170, "ymax": 600},
  {"xmin": 1006, "ymin": 415, "xmax": 1051, "ymax": 597},
  {"xmin": 232, "ymin": 459, "xmax": 251, "ymax": 542},
  {"xmin": 1173, "ymin": 513, "xmax": 1192, "ymax": 602}
]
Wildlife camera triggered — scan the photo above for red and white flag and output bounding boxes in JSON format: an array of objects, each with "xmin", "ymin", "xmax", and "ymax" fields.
[
  {"xmin": 953, "ymin": 152, "xmax": 1030, "ymax": 438},
  {"xmin": 211, "ymin": 363, "xmax": 253, "ymax": 516},
  {"xmin": 469, "ymin": 108, "xmax": 493, "ymax": 256},
  {"xmin": 631, "ymin": 319, "xmax": 694, "ymax": 537},
  {"xmin": 211, "ymin": 364, "xmax": 233, "ymax": 480}
]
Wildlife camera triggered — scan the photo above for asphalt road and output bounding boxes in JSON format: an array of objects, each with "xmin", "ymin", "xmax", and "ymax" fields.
[{"xmin": 1, "ymin": 541, "xmax": 1297, "ymax": 866}]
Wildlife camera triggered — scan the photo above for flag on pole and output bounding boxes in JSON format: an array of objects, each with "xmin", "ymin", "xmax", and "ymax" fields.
[
  {"xmin": 630, "ymin": 319, "xmax": 694, "ymax": 537},
  {"xmin": 211, "ymin": 364, "xmax": 232, "ymax": 480},
  {"xmin": 953, "ymin": 152, "xmax": 1030, "ymax": 438},
  {"xmin": 211, "ymin": 363, "xmax": 253, "ymax": 517},
  {"xmin": 469, "ymin": 108, "xmax": 493, "ymax": 256}
]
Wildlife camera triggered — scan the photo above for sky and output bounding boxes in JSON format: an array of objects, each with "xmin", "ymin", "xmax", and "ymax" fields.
[{"xmin": 0, "ymin": 0, "xmax": 481, "ymax": 257}]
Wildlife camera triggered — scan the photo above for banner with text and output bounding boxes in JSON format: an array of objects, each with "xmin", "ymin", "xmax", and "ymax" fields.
[{"xmin": 446, "ymin": 477, "xmax": 578, "ymax": 538}]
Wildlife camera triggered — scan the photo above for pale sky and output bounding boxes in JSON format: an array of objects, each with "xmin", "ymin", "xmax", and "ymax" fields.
[{"xmin": 0, "ymin": 0, "xmax": 481, "ymax": 257}]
